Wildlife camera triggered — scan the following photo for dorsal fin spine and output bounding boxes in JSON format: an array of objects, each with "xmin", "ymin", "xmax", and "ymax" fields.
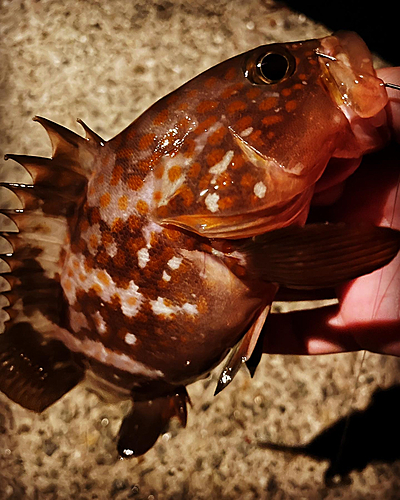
[
  {"xmin": 32, "ymin": 116, "xmax": 105, "ymax": 176},
  {"xmin": 77, "ymin": 118, "xmax": 105, "ymax": 146}
]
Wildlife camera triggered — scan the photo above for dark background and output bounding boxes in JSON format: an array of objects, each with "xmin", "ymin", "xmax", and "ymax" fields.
[{"xmin": 285, "ymin": 1, "xmax": 398, "ymax": 65}]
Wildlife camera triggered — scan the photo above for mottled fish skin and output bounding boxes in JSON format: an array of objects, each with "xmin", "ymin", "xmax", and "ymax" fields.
[
  {"xmin": 1, "ymin": 32, "xmax": 397, "ymax": 453},
  {"xmin": 53, "ymin": 35, "xmax": 388, "ymax": 384},
  {"xmin": 58, "ymin": 41, "xmax": 331, "ymax": 387},
  {"xmin": 56, "ymin": 33, "xmax": 390, "ymax": 393}
]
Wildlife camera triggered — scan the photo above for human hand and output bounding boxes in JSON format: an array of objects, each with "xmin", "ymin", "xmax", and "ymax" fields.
[{"xmin": 263, "ymin": 67, "xmax": 400, "ymax": 357}]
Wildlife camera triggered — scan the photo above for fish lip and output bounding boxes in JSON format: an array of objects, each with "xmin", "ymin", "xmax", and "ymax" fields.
[
  {"xmin": 317, "ymin": 55, "xmax": 344, "ymax": 109},
  {"xmin": 316, "ymin": 32, "xmax": 388, "ymax": 119}
]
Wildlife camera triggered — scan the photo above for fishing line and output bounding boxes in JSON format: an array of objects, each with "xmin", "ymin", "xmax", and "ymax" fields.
[
  {"xmin": 333, "ymin": 80, "xmax": 400, "ymax": 483},
  {"xmin": 330, "ymin": 350, "xmax": 366, "ymax": 483},
  {"xmin": 371, "ymin": 81, "xmax": 400, "ymax": 319},
  {"xmin": 371, "ymin": 171, "xmax": 400, "ymax": 320},
  {"xmin": 384, "ymin": 82, "xmax": 400, "ymax": 91}
]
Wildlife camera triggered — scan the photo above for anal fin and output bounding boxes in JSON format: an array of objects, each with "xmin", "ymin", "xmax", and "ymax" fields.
[
  {"xmin": 0, "ymin": 322, "xmax": 84, "ymax": 412},
  {"xmin": 215, "ymin": 305, "xmax": 270, "ymax": 395},
  {"xmin": 117, "ymin": 388, "xmax": 190, "ymax": 458},
  {"xmin": 245, "ymin": 326, "xmax": 267, "ymax": 378}
]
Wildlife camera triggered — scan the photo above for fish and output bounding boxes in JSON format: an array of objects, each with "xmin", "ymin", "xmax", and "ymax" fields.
[{"xmin": 0, "ymin": 30, "xmax": 399, "ymax": 458}]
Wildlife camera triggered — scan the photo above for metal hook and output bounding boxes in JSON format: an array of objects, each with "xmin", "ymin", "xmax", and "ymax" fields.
[
  {"xmin": 315, "ymin": 52, "xmax": 400, "ymax": 92},
  {"xmin": 315, "ymin": 51, "xmax": 337, "ymax": 62},
  {"xmin": 384, "ymin": 82, "xmax": 400, "ymax": 91}
]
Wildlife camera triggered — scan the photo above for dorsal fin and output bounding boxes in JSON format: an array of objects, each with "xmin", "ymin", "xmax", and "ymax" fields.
[
  {"xmin": 0, "ymin": 117, "xmax": 96, "ymax": 411},
  {"xmin": 77, "ymin": 118, "xmax": 105, "ymax": 145},
  {"xmin": 33, "ymin": 116, "xmax": 80, "ymax": 159},
  {"xmin": 3, "ymin": 154, "xmax": 87, "ymax": 189},
  {"xmin": 31, "ymin": 116, "xmax": 104, "ymax": 175},
  {"xmin": 1, "ymin": 117, "xmax": 93, "ymax": 336}
]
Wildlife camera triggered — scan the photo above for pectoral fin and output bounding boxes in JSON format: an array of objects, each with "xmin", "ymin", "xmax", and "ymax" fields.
[
  {"xmin": 215, "ymin": 305, "xmax": 270, "ymax": 395},
  {"xmin": 239, "ymin": 223, "xmax": 400, "ymax": 289},
  {"xmin": 118, "ymin": 388, "xmax": 190, "ymax": 458}
]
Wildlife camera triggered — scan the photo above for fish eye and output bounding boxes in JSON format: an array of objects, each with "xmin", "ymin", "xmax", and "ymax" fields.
[
  {"xmin": 245, "ymin": 48, "xmax": 296, "ymax": 85},
  {"xmin": 258, "ymin": 52, "xmax": 292, "ymax": 83}
]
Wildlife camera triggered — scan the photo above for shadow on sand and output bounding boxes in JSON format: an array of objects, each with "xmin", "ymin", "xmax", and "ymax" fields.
[{"xmin": 259, "ymin": 384, "xmax": 400, "ymax": 485}]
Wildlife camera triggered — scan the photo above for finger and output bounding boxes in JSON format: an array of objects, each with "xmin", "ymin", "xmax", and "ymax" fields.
[
  {"xmin": 262, "ymin": 308, "xmax": 360, "ymax": 355},
  {"xmin": 263, "ymin": 302, "xmax": 400, "ymax": 356},
  {"xmin": 327, "ymin": 145, "xmax": 400, "ymax": 226}
]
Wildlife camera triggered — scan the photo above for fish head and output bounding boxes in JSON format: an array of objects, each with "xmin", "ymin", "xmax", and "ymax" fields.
[{"xmin": 133, "ymin": 34, "xmax": 389, "ymax": 238}]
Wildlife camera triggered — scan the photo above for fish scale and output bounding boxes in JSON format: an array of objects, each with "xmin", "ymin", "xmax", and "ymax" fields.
[{"xmin": 1, "ymin": 31, "xmax": 399, "ymax": 457}]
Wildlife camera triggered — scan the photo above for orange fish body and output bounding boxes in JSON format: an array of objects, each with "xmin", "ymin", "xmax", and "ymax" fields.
[{"xmin": 1, "ymin": 31, "xmax": 398, "ymax": 456}]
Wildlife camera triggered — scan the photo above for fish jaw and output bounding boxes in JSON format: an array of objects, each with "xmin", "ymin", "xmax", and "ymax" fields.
[
  {"xmin": 318, "ymin": 31, "xmax": 388, "ymax": 119},
  {"xmin": 318, "ymin": 31, "xmax": 390, "ymax": 153}
]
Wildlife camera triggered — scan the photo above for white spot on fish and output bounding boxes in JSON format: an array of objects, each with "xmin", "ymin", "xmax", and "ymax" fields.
[
  {"xmin": 240, "ymin": 127, "xmax": 253, "ymax": 137},
  {"xmin": 167, "ymin": 256, "xmax": 182, "ymax": 270},
  {"xmin": 156, "ymin": 156, "xmax": 188, "ymax": 207},
  {"xmin": 209, "ymin": 150, "xmax": 234, "ymax": 178},
  {"xmin": 150, "ymin": 296, "xmax": 198, "ymax": 317},
  {"xmin": 253, "ymin": 181, "xmax": 267, "ymax": 199},
  {"xmin": 69, "ymin": 309, "xmax": 90, "ymax": 331},
  {"xmin": 137, "ymin": 247, "xmax": 150, "ymax": 269},
  {"xmin": 120, "ymin": 282, "xmax": 142, "ymax": 318},
  {"xmin": 181, "ymin": 302, "xmax": 198, "ymax": 315},
  {"xmin": 162, "ymin": 270, "xmax": 171, "ymax": 281},
  {"xmin": 107, "ymin": 240, "xmax": 118, "ymax": 258},
  {"xmin": 142, "ymin": 220, "xmax": 163, "ymax": 246},
  {"xmin": 151, "ymin": 297, "xmax": 176, "ymax": 317},
  {"xmin": 124, "ymin": 333, "xmax": 137, "ymax": 345},
  {"xmin": 92, "ymin": 311, "xmax": 107, "ymax": 334},
  {"xmin": 205, "ymin": 192, "xmax": 220, "ymax": 212}
]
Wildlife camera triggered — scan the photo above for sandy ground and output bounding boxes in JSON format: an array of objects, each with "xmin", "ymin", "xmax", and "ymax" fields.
[{"xmin": 1, "ymin": 1, "xmax": 400, "ymax": 499}]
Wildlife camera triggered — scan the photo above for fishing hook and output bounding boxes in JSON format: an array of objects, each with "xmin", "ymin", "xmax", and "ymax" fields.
[
  {"xmin": 384, "ymin": 82, "xmax": 400, "ymax": 91},
  {"xmin": 315, "ymin": 51, "xmax": 400, "ymax": 91}
]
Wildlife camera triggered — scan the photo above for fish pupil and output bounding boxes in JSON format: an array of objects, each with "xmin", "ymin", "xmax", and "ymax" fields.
[{"xmin": 258, "ymin": 52, "xmax": 290, "ymax": 83}]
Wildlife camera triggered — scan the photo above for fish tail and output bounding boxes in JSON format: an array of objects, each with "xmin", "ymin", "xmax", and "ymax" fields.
[{"xmin": 0, "ymin": 117, "xmax": 103, "ymax": 411}]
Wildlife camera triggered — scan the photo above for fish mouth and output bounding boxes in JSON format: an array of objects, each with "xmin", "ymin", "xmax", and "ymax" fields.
[{"xmin": 317, "ymin": 31, "xmax": 388, "ymax": 119}]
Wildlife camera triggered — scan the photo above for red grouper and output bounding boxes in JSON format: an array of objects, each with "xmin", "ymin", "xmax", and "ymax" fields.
[{"xmin": 1, "ymin": 31, "xmax": 399, "ymax": 457}]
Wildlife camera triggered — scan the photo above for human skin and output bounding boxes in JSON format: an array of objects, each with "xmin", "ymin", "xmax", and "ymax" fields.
[{"xmin": 263, "ymin": 67, "xmax": 400, "ymax": 357}]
